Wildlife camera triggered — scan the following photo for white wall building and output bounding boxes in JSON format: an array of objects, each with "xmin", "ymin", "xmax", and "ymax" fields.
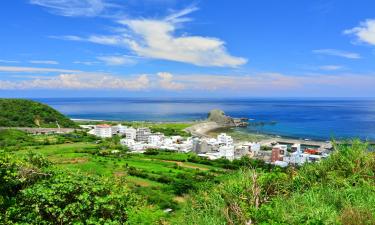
[
  {"xmin": 217, "ymin": 133, "xmax": 234, "ymax": 146},
  {"xmin": 124, "ymin": 127, "xmax": 137, "ymax": 140},
  {"xmin": 112, "ymin": 124, "xmax": 127, "ymax": 135},
  {"xmin": 94, "ymin": 124, "xmax": 112, "ymax": 138},
  {"xmin": 120, "ymin": 138, "xmax": 135, "ymax": 147},
  {"xmin": 219, "ymin": 145, "xmax": 235, "ymax": 160},
  {"xmin": 148, "ymin": 134, "xmax": 164, "ymax": 146},
  {"xmin": 136, "ymin": 128, "xmax": 151, "ymax": 142}
]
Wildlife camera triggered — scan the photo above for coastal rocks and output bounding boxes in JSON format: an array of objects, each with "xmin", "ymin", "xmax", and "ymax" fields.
[
  {"xmin": 207, "ymin": 109, "xmax": 235, "ymax": 127},
  {"xmin": 185, "ymin": 109, "xmax": 244, "ymax": 137}
]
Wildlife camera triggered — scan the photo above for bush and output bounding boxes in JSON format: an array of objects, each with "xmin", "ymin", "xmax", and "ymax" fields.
[
  {"xmin": 144, "ymin": 149, "xmax": 160, "ymax": 155},
  {"xmin": 173, "ymin": 140, "xmax": 375, "ymax": 225},
  {"xmin": 1, "ymin": 152, "xmax": 163, "ymax": 224}
]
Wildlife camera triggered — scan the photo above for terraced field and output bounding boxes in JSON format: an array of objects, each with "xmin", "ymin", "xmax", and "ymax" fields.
[{"xmin": 13, "ymin": 142, "xmax": 228, "ymax": 210}]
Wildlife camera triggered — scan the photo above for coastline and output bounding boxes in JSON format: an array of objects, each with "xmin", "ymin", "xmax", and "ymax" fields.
[
  {"xmin": 70, "ymin": 117, "xmax": 375, "ymax": 145},
  {"xmin": 184, "ymin": 121, "xmax": 226, "ymax": 137}
]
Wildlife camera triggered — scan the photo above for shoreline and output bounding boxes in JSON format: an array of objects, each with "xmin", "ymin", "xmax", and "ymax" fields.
[
  {"xmin": 70, "ymin": 117, "xmax": 375, "ymax": 144},
  {"xmin": 71, "ymin": 118, "xmax": 199, "ymax": 124}
]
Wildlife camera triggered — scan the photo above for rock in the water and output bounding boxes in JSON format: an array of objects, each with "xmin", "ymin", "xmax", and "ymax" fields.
[{"xmin": 207, "ymin": 109, "xmax": 235, "ymax": 126}]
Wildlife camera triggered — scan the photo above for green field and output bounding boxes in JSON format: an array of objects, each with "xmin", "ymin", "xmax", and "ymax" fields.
[
  {"xmin": 11, "ymin": 141, "xmax": 227, "ymax": 211},
  {"xmin": 3, "ymin": 129, "xmax": 373, "ymax": 224}
]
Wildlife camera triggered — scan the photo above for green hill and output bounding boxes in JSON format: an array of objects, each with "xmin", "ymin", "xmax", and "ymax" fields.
[{"xmin": 0, "ymin": 99, "xmax": 77, "ymax": 128}]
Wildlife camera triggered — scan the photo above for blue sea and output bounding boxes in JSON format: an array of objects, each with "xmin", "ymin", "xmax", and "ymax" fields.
[{"xmin": 36, "ymin": 98, "xmax": 375, "ymax": 141}]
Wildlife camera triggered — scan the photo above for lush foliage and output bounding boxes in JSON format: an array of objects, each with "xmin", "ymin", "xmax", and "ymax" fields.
[
  {"xmin": 0, "ymin": 151, "xmax": 163, "ymax": 224},
  {"xmin": 0, "ymin": 129, "xmax": 98, "ymax": 151},
  {"xmin": 0, "ymin": 129, "xmax": 34, "ymax": 148},
  {"xmin": 173, "ymin": 140, "xmax": 375, "ymax": 225},
  {"xmin": 149, "ymin": 124, "xmax": 191, "ymax": 137},
  {"xmin": 0, "ymin": 99, "xmax": 77, "ymax": 128},
  {"xmin": 2, "ymin": 129, "xmax": 374, "ymax": 224}
]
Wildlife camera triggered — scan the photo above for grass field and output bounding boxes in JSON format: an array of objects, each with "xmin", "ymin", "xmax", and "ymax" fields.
[{"xmin": 12, "ymin": 142, "xmax": 227, "ymax": 211}]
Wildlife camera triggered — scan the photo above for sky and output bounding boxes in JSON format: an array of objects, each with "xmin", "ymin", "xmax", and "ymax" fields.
[{"xmin": 0, "ymin": 0, "xmax": 375, "ymax": 98}]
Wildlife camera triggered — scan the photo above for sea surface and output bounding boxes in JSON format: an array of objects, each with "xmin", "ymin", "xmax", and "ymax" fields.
[{"xmin": 36, "ymin": 98, "xmax": 375, "ymax": 141}]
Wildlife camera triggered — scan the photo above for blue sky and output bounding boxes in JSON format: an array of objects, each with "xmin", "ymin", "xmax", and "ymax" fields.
[{"xmin": 0, "ymin": 0, "xmax": 375, "ymax": 98}]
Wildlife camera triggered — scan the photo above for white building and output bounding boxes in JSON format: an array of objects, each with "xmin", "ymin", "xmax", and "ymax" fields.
[
  {"xmin": 136, "ymin": 127, "xmax": 151, "ymax": 142},
  {"xmin": 112, "ymin": 124, "xmax": 127, "ymax": 135},
  {"xmin": 148, "ymin": 134, "xmax": 164, "ymax": 146},
  {"xmin": 124, "ymin": 127, "xmax": 137, "ymax": 140},
  {"xmin": 94, "ymin": 124, "xmax": 112, "ymax": 138},
  {"xmin": 273, "ymin": 144, "xmax": 288, "ymax": 152},
  {"xmin": 219, "ymin": 145, "xmax": 235, "ymax": 160},
  {"xmin": 291, "ymin": 143, "xmax": 301, "ymax": 153},
  {"xmin": 217, "ymin": 133, "xmax": 233, "ymax": 146},
  {"xmin": 236, "ymin": 142, "xmax": 261, "ymax": 158},
  {"xmin": 120, "ymin": 138, "xmax": 135, "ymax": 147}
]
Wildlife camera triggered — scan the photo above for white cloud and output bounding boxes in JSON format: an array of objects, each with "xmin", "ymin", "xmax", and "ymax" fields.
[
  {"xmin": 0, "ymin": 73, "xmax": 149, "ymax": 90},
  {"xmin": 164, "ymin": 6, "xmax": 199, "ymax": 23},
  {"xmin": 159, "ymin": 73, "xmax": 375, "ymax": 96},
  {"xmin": 120, "ymin": 18, "xmax": 247, "ymax": 67},
  {"xmin": 88, "ymin": 35, "xmax": 124, "ymax": 45},
  {"xmin": 29, "ymin": 60, "xmax": 59, "ymax": 65},
  {"xmin": 97, "ymin": 55, "xmax": 137, "ymax": 65},
  {"xmin": 73, "ymin": 61, "xmax": 99, "ymax": 66},
  {"xmin": 1, "ymin": 71, "xmax": 375, "ymax": 96},
  {"xmin": 50, "ymin": 35, "xmax": 84, "ymax": 41},
  {"xmin": 344, "ymin": 19, "xmax": 375, "ymax": 45},
  {"xmin": 312, "ymin": 49, "xmax": 360, "ymax": 59},
  {"xmin": 0, "ymin": 66, "xmax": 80, "ymax": 73},
  {"xmin": 319, "ymin": 65, "xmax": 343, "ymax": 71},
  {"xmin": 53, "ymin": 7, "xmax": 247, "ymax": 67},
  {"xmin": 157, "ymin": 72, "xmax": 185, "ymax": 90},
  {"xmin": 0, "ymin": 59, "xmax": 19, "ymax": 64},
  {"xmin": 30, "ymin": 0, "xmax": 107, "ymax": 17}
]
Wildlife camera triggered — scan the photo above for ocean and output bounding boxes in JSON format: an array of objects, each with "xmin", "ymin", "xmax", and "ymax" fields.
[{"xmin": 36, "ymin": 98, "xmax": 375, "ymax": 141}]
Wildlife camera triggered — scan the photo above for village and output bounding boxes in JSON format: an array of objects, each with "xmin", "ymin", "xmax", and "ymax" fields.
[{"xmin": 83, "ymin": 122, "xmax": 333, "ymax": 167}]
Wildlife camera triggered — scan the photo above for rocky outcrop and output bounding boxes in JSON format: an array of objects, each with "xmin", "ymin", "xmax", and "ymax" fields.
[
  {"xmin": 185, "ymin": 110, "xmax": 237, "ymax": 137},
  {"xmin": 207, "ymin": 109, "xmax": 235, "ymax": 127}
]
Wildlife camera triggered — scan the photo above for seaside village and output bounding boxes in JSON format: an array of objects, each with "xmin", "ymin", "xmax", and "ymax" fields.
[{"xmin": 82, "ymin": 122, "xmax": 332, "ymax": 167}]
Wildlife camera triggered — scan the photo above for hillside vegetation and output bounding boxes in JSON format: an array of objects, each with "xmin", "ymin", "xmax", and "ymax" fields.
[
  {"xmin": 173, "ymin": 140, "xmax": 375, "ymax": 225},
  {"xmin": 1, "ymin": 128, "xmax": 374, "ymax": 224},
  {"xmin": 0, "ymin": 99, "xmax": 77, "ymax": 128}
]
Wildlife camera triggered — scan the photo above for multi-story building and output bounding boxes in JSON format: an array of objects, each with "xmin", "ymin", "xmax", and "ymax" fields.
[
  {"xmin": 271, "ymin": 145, "xmax": 287, "ymax": 162},
  {"xmin": 148, "ymin": 133, "xmax": 164, "ymax": 146},
  {"xmin": 124, "ymin": 127, "xmax": 137, "ymax": 140},
  {"xmin": 136, "ymin": 127, "xmax": 151, "ymax": 142},
  {"xmin": 94, "ymin": 124, "xmax": 112, "ymax": 138},
  {"xmin": 217, "ymin": 133, "xmax": 233, "ymax": 146},
  {"xmin": 112, "ymin": 124, "xmax": 127, "ymax": 135}
]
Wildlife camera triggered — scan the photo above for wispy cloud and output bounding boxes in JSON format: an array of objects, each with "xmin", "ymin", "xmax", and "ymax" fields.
[
  {"xmin": 157, "ymin": 72, "xmax": 185, "ymax": 90},
  {"xmin": 50, "ymin": 35, "xmax": 84, "ymax": 41},
  {"xmin": 344, "ymin": 19, "xmax": 375, "ymax": 46},
  {"xmin": 29, "ymin": 60, "xmax": 59, "ymax": 65},
  {"xmin": 52, "ymin": 6, "xmax": 247, "ymax": 67},
  {"xmin": 73, "ymin": 61, "xmax": 100, "ymax": 66},
  {"xmin": 0, "ymin": 59, "xmax": 20, "ymax": 64},
  {"xmin": 29, "ymin": 0, "xmax": 108, "ymax": 17},
  {"xmin": 164, "ymin": 5, "xmax": 199, "ymax": 23},
  {"xmin": 319, "ymin": 65, "xmax": 344, "ymax": 71},
  {"xmin": 0, "ymin": 73, "xmax": 149, "ymax": 90},
  {"xmin": 1, "ymin": 71, "xmax": 374, "ymax": 96},
  {"xmin": 0, "ymin": 66, "xmax": 80, "ymax": 73},
  {"xmin": 155, "ymin": 72, "xmax": 375, "ymax": 96},
  {"xmin": 312, "ymin": 49, "xmax": 361, "ymax": 59},
  {"xmin": 97, "ymin": 55, "xmax": 137, "ymax": 66},
  {"xmin": 120, "ymin": 9, "xmax": 247, "ymax": 67}
]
